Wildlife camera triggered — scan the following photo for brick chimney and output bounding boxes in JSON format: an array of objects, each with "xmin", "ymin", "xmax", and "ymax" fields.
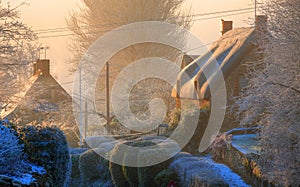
[
  {"xmin": 221, "ymin": 19, "xmax": 233, "ymax": 35},
  {"xmin": 33, "ymin": 59, "xmax": 50, "ymax": 76}
]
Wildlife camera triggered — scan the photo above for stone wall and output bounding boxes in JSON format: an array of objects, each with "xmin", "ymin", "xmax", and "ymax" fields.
[{"xmin": 212, "ymin": 143, "xmax": 275, "ymax": 187}]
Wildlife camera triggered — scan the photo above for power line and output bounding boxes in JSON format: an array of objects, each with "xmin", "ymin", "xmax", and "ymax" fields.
[
  {"xmin": 35, "ymin": 8, "xmax": 253, "ymax": 38},
  {"xmin": 39, "ymin": 10, "xmax": 253, "ymax": 38},
  {"xmin": 184, "ymin": 7, "xmax": 255, "ymax": 18},
  {"xmin": 193, "ymin": 10, "xmax": 254, "ymax": 21},
  {"xmin": 34, "ymin": 7, "xmax": 255, "ymax": 34}
]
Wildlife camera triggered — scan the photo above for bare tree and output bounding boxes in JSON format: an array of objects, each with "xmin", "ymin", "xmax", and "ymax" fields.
[
  {"xmin": 67, "ymin": 0, "xmax": 192, "ymax": 132},
  {"xmin": 0, "ymin": 2, "xmax": 38, "ymax": 115},
  {"xmin": 235, "ymin": 0, "xmax": 300, "ymax": 185},
  {"xmin": 67, "ymin": 0, "xmax": 191, "ymax": 69}
]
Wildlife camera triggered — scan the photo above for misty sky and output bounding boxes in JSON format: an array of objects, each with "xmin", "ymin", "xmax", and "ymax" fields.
[{"xmin": 4, "ymin": 0, "xmax": 257, "ymax": 92}]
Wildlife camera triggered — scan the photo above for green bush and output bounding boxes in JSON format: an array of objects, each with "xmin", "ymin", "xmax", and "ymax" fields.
[
  {"xmin": 79, "ymin": 148, "xmax": 111, "ymax": 187},
  {"xmin": 110, "ymin": 138, "xmax": 171, "ymax": 187},
  {"xmin": 210, "ymin": 133, "xmax": 232, "ymax": 161},
  {"xmin": 18, "ymin": 125, "xmax": 70, "ymax": 187},
  {"xmin": 154, "ymin": 169, "xmax": 179, "ymax": 187},
  {"xmin": 0, "ymin": 124, "xmax": 30, "ymax": 177},
  {"xmin": 168, "ymin": 108, "xmax": 181, "ymax": 130},
  {"xmin": 179, "ymin": 109, "xmax": 210, "ymax": 153},
  {"xmin": 71, "ymin": 154, "xmax": 81, "ymax": 178},
  {"xmin": 122, "ymin": 141, "xmax": 155, "ymax": 187},
  {"xmin": 134, "ymin": 141, "xmax": 166, "ymax": 187},
  {"xmin": 109, "ymin": 141, "xmax": 131, "ymax": 187}
]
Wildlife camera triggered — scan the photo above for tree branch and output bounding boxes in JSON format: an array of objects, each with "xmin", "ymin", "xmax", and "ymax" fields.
[{"xmin": 266, "ymin": 81, "xmax": 300, "ymax": 94}]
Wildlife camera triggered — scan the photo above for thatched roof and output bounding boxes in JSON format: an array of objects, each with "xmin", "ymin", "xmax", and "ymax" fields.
[{"xmin": 172, "ymin": 27, "xmax": 256, "ymax": 100}]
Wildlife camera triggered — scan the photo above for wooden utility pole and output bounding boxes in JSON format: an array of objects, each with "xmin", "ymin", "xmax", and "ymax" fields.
[
  {"xmin": 79, "ymin": 66, "xmax": 83, "ymax": 146},
  {"xmin": 84, "ymin": 101, "xmax": 88, "ymax": 140},
  {"xmin": 106, "ymin": 61, "xmax": 110, "ymax": 133}
]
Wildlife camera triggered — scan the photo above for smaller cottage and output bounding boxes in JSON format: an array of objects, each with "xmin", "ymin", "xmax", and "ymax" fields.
[{"xmin": 3, "ymin": 59, "xmax": 79, "ymax": 147}]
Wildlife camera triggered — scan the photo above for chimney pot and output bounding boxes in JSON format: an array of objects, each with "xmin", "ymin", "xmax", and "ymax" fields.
[{"xmin": 221, "ymin": 20, "xmax": 233, "ymax": 35}]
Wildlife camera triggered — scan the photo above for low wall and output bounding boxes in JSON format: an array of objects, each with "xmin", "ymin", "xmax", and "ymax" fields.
[{"xmin": 211, "ymin": 132, "xmax": 275, "ymax": 187}]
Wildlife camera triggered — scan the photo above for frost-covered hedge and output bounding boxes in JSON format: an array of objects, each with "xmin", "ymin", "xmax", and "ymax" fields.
[
  {"xmin": 18, "ymin": 125, "xmax": 70, "ymax": 187},
  {"xmin": 79, "ymin": 148, "xmax": 111, "ymax": 187},
  {"xmin": 0, "ymin": 125, "xmax": 30, "ymax": 177},
  {"xmin": 0, "ymin": 120, "xmax": 48, "ymax": 186},
  {"xmin": 109, "ymin": 138, "xmax": 171, "ymax": 187}
]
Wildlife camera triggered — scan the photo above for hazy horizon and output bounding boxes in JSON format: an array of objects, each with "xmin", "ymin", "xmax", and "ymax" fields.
[{"xmin": 4, "ymin": 0, "xmax": 257, "ymax": 92}]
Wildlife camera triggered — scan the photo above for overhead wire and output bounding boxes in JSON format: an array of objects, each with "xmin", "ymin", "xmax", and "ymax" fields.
[
  {"xmin": 36, "ymin": 8, "xmax": 255, "ymax": 39},
  {"xmin": 34, "ymin": 7, "xmax": 255, "ymax": 34}
]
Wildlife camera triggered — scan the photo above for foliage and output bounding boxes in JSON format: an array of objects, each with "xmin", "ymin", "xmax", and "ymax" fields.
[
  {"xmin": 210, "ymin": 133, "xmax": 232, "ymax": 160},
  {"xmin": 0, "ymin": 120, "xmax": 48, "ymax": 186},
  {"xmin": 109, "ymin": 141, "xmax": 131, "ymax": 187},
  {"xmin": 0, "ymin": 2, "xmax": 36, "ymax": 57},
  {"xmin": 0, "ymin": 124, "xmax": 30, "ymax": 177},
  {"xmin": 79, "ymin": 148, "xmax": 111, "ymax": 187},
  {"xmin": 69, "ymin": 148, "xmax": 89, "ymax": 180},
  {"xmin": 71, "ymin": 154, "xmax": 81, "ymax": 178},
  {"xmin": 235, "ymin": 0, "xmax": 300, "ymax": 185},
  {"xmin": 129, "ymin": 78, "xmax": 177, "ymax": 125},
  {"xmin": 168, "ymin": 108, "xmax": 181, "ymax": 130},
  {"xmin": 178, "ymin": 108, "xmax": 210, "ymax": 153},
  {"xmin": 67, "ymin": 0, "xmax": 192, "ymax": 128},
  {"xmin": 0, "ymin": 118, "xmax": 19, "ymax": 137},
  {"xmin": 0, "ymin": 2, "xmax": 39, "ymax": 114},
  {"xmin": 109, "ymin": 139, "xmax": 170, "ymax": 187},
  {"xmin": 67, "ymin": 0, "xmax": 192, "ymax": 69},
  {"xmin": 125, "ymin": 141, "xmax": 164, "ymax": 187},
  {"xmin": 18, "ymin": 124, "xmax": 70, "ymax": 187},
  {"xmin": 154, "ymin": 169, "xmax": 179, "ymax": 187},
  {"xmin": 103, "ymin": 118, "xmax": 131, "ymax": 136}
]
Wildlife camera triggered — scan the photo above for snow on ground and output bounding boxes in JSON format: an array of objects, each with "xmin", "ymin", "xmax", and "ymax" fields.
[
  {"xmin": 170, "ymin": 153, "xmax": 250, "ymax": 187},
  {"xmin": 2, "ymin": 163, "xmax": 46, "ymax": 185},
  {"xmin": 8, "ymin": 174, "xmax": 34, "ymax": 185},
  {"xmin": 30, "ymin": 164, "xmax": 46, "ymax": 175}
]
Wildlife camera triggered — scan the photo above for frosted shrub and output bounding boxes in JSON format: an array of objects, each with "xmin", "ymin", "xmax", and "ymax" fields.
[
  {"xmin": 235, "ymin": 0, "xmax": 300, "ymax": 185},
  {"xmin": 79, "ymin": 148, "xmax": 111, "ymax": 187},
  {"xmin": 210, "ymin": 133, "xmax": 232, "ymax": 160},
  {"xmin": 0, "ymin": 125, "xmax": 29, "ymax": 177},
  {"xmin": 18, "ymin": 124, "xmax": 70, "ymax": 187},
  {"xmin": 169, "ymin": 108, "xmax": 181, "ymax": 130},
  {"xmin": 109, "ymin": 138, "xmax": 170, "ymax": 187}
]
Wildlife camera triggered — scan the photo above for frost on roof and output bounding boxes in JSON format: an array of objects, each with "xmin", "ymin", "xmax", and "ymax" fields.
[
  {"xmin": 173, "ymin": 27, "xmax": 255, "ymax": 100},
  {"xmin": 0, "ymin": 75, "xmax": 39, "ymax": 118}
]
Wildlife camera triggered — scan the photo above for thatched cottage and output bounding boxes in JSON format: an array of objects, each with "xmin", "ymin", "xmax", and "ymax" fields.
[{"xmin": 173, "ymin": 16, "xmax": 268, "ymax": 130}]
